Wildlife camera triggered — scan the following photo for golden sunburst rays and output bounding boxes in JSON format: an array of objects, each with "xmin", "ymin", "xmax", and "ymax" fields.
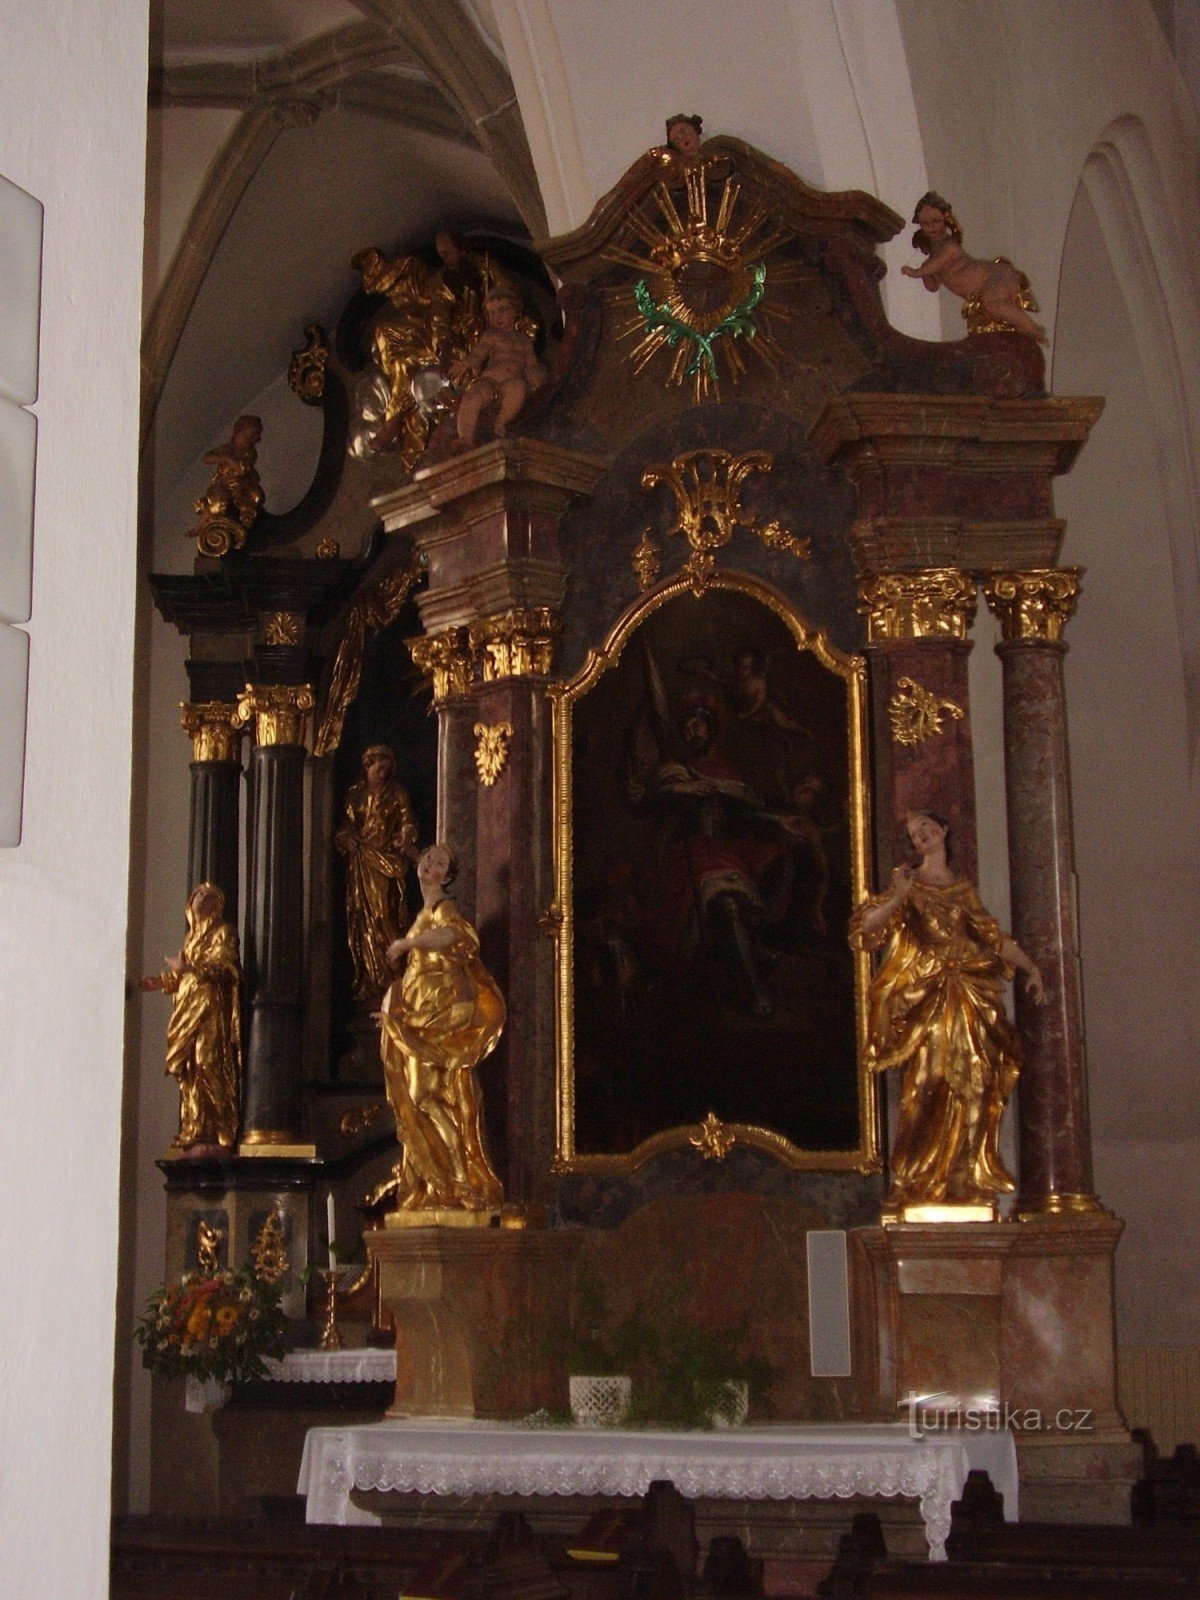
[{"xmin": 606, "ymin": 161, "xmax": 800, "ymax": 401}]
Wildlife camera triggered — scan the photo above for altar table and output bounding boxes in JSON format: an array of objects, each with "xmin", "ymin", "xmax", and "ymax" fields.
[{"xmin": 297, "ymin": 1421, "xmax": 1017, "ymax": 1559}]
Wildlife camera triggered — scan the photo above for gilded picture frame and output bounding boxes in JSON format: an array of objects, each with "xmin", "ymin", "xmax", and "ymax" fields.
[{"xmin": 550, "ymin": 570, "xmax": 879, "ymax": 1174}]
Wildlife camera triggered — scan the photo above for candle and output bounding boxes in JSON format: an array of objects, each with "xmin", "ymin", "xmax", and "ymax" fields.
[{"xmin": 326, "ymin": 1190, "xmax": 336, "ymax": 1268}]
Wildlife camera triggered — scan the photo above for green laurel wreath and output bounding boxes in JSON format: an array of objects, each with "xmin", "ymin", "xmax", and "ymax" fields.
[{"xmin": 633, "ymin": 262, "xmax": 767, "ymax": 385}]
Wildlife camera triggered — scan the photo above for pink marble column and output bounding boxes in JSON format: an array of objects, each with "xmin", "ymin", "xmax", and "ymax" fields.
[
  {"xmin": 983, "ymin": 571, "xmax": 1102, "ymax": 1217},
  {"xmin": 859, "ymin": 570, "xmax": 979, "ymax": 883}
]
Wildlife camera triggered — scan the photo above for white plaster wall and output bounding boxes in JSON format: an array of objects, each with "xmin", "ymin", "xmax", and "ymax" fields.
[
  {"xmin": 490, "ymin": 0, "xmax": 939, "ymax": 334},
  {"xmin": 895, "ymin": 0, "xmax": 1200, "ymax": 1338},
  {"xmin": 143, "ymin": 106, "xmax": 242, "ymax": 302},
  {"xmin": 0, "ymin": 2, "xmax": 148, "ymax": 1595}
]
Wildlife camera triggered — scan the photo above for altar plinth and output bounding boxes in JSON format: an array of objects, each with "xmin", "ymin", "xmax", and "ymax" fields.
[
  {"xmin": 852, "ymin": 1217, "xmax": 1141, "ymax": 1522},
  {"xmin": 364, "ymin": 1224, "xmax": 579, "ymax": 1419}
]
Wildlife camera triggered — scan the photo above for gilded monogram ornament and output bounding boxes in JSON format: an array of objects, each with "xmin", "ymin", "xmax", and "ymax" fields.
[
  {"xmin": 983, "ymin": 569, "xmax": 1080, "ymax": 642},
  {"xmin": 859, "ymin": 570, "xmax": 977, "ymax": 642},
  {"xmin": 888, "ymin": 678, "xmax": 965, "ymax": 747},
  {"xmin": 640, "ymin": 449, "xmax": 809, "ymax": 594},
  {"xmin": 612, "ymin": 159, "xmax": 796, "ymax": 400},
  {"xmin": 474, "ymin": 721, "xmax": 513, "ymax": 786}
]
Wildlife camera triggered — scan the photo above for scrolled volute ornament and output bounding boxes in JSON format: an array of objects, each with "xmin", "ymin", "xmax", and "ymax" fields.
[{"xmin": 983, "ymin": 569, "xmax": 1080, "ymax": 643}]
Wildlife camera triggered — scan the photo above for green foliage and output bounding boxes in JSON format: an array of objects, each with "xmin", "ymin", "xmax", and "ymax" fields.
[
  {"xmin": 134, "ymin": 1266, "xmax": 288, "ymax": 1385},
  {"xmin": 545, "ymin": 1262, "xmax": 776, "ymax": 1427}
]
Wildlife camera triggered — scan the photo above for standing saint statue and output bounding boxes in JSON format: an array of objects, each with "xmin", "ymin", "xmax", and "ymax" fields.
[
  {"xmin": 851, "ymin": 810, "xmax": 1044, "ymax": 1213},
  {"xmin": 141, "ymin": 882, "xmax": 242, "ymax": 1152},
  {"xmin": 366, "ymin": 843, "xmax": 505, "ymax": 1216},
  {"xmin": 335, "ymin": 744, "xmax": 420, "ymax": 1001}
]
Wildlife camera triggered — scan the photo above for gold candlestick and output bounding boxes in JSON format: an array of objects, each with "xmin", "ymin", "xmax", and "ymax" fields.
[{"xmin": 318, "ymin": 1267, "xmax": 342, "ymax": 1351}]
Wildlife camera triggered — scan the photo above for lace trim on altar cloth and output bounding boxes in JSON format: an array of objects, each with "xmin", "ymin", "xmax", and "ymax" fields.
[{"xmin": 297, "ymin": 1422, "xmax": 1009, "ymax": 1558}]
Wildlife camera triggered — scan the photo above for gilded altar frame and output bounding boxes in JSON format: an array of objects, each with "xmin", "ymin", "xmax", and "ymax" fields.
[{"xmin": 550, "ymin": 570, "xmax": 879, "ymax": 1175}]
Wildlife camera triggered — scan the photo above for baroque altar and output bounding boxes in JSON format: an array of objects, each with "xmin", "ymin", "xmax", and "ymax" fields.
[{"xmin": 146, "ymin": 128, "xmax": 1136, "ymax": 1528}]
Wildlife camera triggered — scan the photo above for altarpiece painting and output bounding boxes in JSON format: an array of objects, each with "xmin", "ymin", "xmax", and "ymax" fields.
[{"xmin": 554, "ymin": 576, "xmax": 875, "ymax": 1170}]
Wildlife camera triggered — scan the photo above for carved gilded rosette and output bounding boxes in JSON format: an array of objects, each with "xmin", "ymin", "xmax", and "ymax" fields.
[
  {"xmin": 180, "ymin": 701, "xmax": 244, "ymax": 764},
  {"xmin": 859, "ymin": 570, "xmax": 977, "ymax": 642},
  {"xmin": 408, "ymin": 627, "xmax": 472, "ymax": 704},
  {"xmin": 468, "ymin": 608, "xmax": 560, "ymax": 682},
  {"xmin": 233, "ymin": 683, "xmax": 316, "ymax": 747},
  {"xmin": 982, "ymin": 569, "xmax": 1080, "ymax": 642}
]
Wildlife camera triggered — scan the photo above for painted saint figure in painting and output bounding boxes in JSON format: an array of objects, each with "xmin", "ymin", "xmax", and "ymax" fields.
[
  {"xmin": 368, "ymin": 843, "xmax": 505, "ymax": 1215},
  {"xmin": 141, "ymin": 882, "xmax": 242, "ymax": 1152},
  {"xmin": 852, "ymin": 810, "xmax": 1044, "ymax": 1212}
]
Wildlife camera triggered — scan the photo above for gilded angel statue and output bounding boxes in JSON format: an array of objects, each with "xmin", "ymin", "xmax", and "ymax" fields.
[{"xmin": 851, "ymin": 810, "xmax": 1044, "ymax": 1213}]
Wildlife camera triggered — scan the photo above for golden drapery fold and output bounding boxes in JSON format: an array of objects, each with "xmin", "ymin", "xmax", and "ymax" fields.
[
  {"xmin": 851, "ymin": 877, "xmax": 1020, "ymax": 1207},
  {"xmin": 336, "ymin": 776, "xmax": 418, "ymax": 998},
  {"xmin": 159, "ymin": 886, "xmax": 242, "ymax": 1149},
  {"xmin": 378, "ymin": 898, "xmax": 505, "ymax": 1212}
]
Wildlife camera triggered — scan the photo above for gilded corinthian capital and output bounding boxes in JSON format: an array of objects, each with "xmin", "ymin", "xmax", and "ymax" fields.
[
  {"xmin": 180, "ymin": 701, "xmax": 243, "ymax": 763},
  {"xmin": 982, "ymin": 569, "xmax": 1080, "ymax": 642},
  {"xmin": 468, "ymin": 607, "xmax": 560, "ymax": 682},
  {"xmin": 233, "ymin": 683, "xmax": 315, "ymax": 747},
  {"xmin": 859, "ymin": 570, "xmax": 977, "ymax": 642},
  {"xmin": 409, "ymin": 627, "xmax": 472, "ymax": 704}
]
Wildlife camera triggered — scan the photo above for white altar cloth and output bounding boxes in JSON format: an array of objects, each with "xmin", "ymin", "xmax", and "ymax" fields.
[
  {"xmin": 297, "ymin": 1421, "xmax": 1016, "ymax": 1559},
  {"xmin": 263, "ymin": 1349, "xmax": 397, "ymax": 1384}
]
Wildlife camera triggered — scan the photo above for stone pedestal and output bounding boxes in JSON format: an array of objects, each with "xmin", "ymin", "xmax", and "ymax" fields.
[
  {"xmin": 365, "ymin": 1223, "xmax": 579, "ymax": 1419},
  {"xmin": 853, "ymin": 1218, "xmax": 1141, "ymax": 1522}
]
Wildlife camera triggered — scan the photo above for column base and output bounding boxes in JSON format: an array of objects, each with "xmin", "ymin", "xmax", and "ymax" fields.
[{"xmin": 1016, "ymin": 1191, "xmax": 1111, "ymax": 1220}]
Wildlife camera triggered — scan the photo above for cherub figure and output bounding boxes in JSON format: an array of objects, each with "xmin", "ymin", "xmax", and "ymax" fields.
[
  {"xmin": 901, "ymin": 191, "xmax": 1046, "ymax": 343},
  {"xmin": 189, "ymin": 416, "xmax": 264, "ymax": 553},
  {"xmin": 450, "ymin": 282, "xmax": 546, "ymax": 446}
]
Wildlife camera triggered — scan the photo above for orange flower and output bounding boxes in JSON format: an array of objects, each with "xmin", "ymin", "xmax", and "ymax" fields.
[
  {"xmin": 186, "ymin": 1304, "xmax": 212, "ymax": 1339},
  {"xmin": 214, "ymin": 1305, "xmax": 239, "ymax": 1336}
]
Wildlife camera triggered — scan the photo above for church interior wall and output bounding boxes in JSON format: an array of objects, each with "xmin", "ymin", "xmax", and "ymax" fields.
[
  {"xmin": 108, "ymin": 0, "xmax": 1200, "ymax": 1529},
  {"xmin": 0, "ymin": 2, "xmax": 149, "ymax": 1596}
]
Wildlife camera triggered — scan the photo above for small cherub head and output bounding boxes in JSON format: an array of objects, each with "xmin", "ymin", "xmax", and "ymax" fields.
[
  {"xmin": 911, "ymin": 191, "xmax": 962, "ymax": 254},
  {"xmin": 665, "ymin": 113, "xmax": 703, "ymax": 157},
  {"xmin": 484, "ymin": 282, "xmax": 521, "ymax": 331}
]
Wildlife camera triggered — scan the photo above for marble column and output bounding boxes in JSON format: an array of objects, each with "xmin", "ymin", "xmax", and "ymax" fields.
[
  {"xmin": 233, "ymin": 682, "xmax": 314, "ymax": 1151},
  {"xmin": 467, "ymin": 608, "xmax": 560, "ymax": 1208},
  {"xmin": 180, "ymin": 701, "xmax": 243, "ymax": 925},
  {"xmin": 982, "ymin": 570, "xmax": 1101, "ymax": 1217},
  {"xmin": 858, "ymin": 570, "xmax": 979, "ymax": 884}
]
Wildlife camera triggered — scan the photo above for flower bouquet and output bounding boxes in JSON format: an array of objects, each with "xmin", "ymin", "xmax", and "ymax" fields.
[{"xmin": 135, "ymin": 1265, "xmax": 288, "ymax": 1398}]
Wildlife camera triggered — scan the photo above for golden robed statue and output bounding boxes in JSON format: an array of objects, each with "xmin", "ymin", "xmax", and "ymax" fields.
[
  {"xmin": 335, "ymin": 744, "xmax": 419, "ymax": 1000},
  {"xmin": 851, "ymin": 811, "xmax": 1044, "ymax": 1215},
  {"xmin": 141, "ymin": 882, "xmax": 242, "ymax": 1152},
  {"xmin": 367, "ymin": 843, "xmax": 506, "ymax": 1217}
]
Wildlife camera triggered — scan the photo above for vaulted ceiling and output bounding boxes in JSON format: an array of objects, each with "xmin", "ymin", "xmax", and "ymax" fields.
[{"xmin": 144, "ymin": 0, "xmax": 534, "ymax": 543}]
